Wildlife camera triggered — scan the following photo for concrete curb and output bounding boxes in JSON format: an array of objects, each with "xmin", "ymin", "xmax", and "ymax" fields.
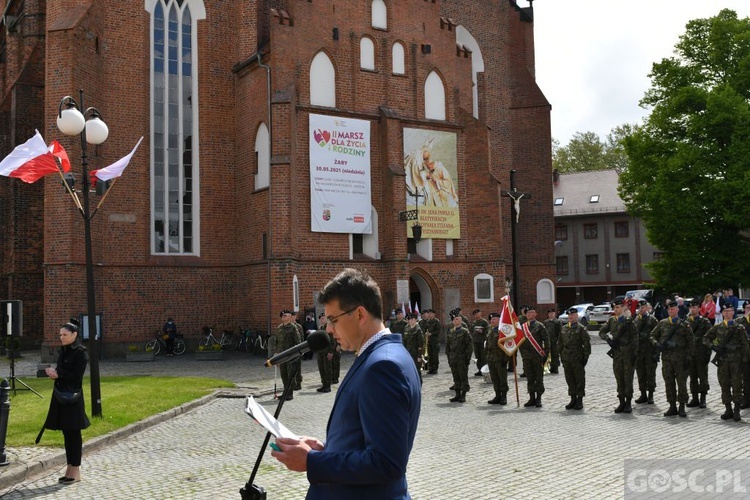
[{"xmin": 0, "ymin": 387, "xmax": 274, "ymax": 493}]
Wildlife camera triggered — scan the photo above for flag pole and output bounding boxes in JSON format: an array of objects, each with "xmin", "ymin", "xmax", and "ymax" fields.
[
  {"xmin": 512, "ymin": 352, "xmax": 520, "ymax": 407},
  {"xmin": 92, "ymin": 177, "xmax": 117, "ymax": 215},
  {"xmin": 57, "ymin": 168, "xmax": 83, "ymax": 213}
]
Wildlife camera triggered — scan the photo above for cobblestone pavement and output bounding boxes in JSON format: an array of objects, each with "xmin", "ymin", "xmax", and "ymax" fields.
[{"xmin": 1, "ymin": 336, "xmax": 749, "ymax": 499}]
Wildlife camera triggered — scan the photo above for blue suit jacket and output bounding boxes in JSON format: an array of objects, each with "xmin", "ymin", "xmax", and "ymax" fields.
[{"xmin": 306, "ymin": 334, "xmax": 422, "ymax": 499}]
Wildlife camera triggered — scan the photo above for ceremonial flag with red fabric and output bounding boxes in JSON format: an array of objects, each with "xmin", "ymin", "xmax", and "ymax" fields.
[
  {"xmin": 89, "ymin": 136, "xmax": 143, "ymax": 185},
  {"xmin": 0, "ymin": 131, "xmax": 66, "ymax": 183},
  {"xmin": 498, "ymin": 295, "xmax": 525, "ymax": 356}
]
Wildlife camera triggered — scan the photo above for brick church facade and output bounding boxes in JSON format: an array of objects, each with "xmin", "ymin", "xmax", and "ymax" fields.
[{"xmin": 0, "ymin": 0, "xmax": 554, "ymax": 356}]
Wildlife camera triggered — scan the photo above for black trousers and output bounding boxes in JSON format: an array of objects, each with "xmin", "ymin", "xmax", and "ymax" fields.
[{"xmin": 63, "ymin": 429, "xmax": 83, "ymax": 466}]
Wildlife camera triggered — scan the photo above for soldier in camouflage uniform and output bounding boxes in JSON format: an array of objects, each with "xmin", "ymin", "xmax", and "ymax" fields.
[
  {"xmin": 402, "ymin": 313, "xmax": 425, "ymax": 384},
  {"xmin": 686, "ymin": 301, "xmax": 713, "ymax": 408},
  {"xmin": 704, "ymin": 304, "xmax": 750, "ymax": 421},
  {"xmin": 470, "ymin": 309, "xmax": 491, "ymax": 376},
  {"xmin": 599, "ymin": 300, "xmax": 638, "ymax": 414},
  {"xmin": 293, "ymin": 318, "xmax": 304, "ymax": 390},
  {"xmin": 737, "ymin": 301, "xmax": 750, "ymax": 409},
  {"xmin": 558, "ymin": 308, "xmax": 590, "ymax": 410},
  {"xmin": 445, "ymin": 313, "xmax": 472, "ymax": 403},
  {"xmin": 650, "ymin": 303, "xmax": 694, "ymax": 417},
  {"xmin": 543, "ymin": 308, "xmax": 562, "ymax": 374},
  {"xmin": 633, "ymin": 300, "xmax": 659, "ymax": 404},
  {"xmin": 315, "ymin": 314, "xmax": 335, "ymax": 393},
  {"xmin": 389, "ymin": 310, "xmax": 407, "ymax": 335},
  {"xmin": 275, "ymin": 310, "xmax": 302, "ymax": 400},
  {"xmin": 519, "ymin": 306, "xmax": 550, "ymax": 408},
  {"xmin": 422, "ymin": 309, "xmax": 442, "ymax": 374},
  {"xmin": 484, "ymin": 312, "xmax": 509, "ymax": 405}
]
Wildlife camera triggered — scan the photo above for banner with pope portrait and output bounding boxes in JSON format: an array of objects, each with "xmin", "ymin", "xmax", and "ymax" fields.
[{"xmin": 403, "ymin": 128, "xmax": 460, "ymax": 239}]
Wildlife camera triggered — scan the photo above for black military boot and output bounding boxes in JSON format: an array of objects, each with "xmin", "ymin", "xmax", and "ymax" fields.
[
  {"xmin": 614, "ymin": 397, "xmax": 625, "ymax": 414},
  {"xmin": 499, "ymin": 392, "xmax": 507, "ymax": 405},
  {"xmin": 664, "ymin": 403, "xmax": 678, "ymax": 417},
  {"xmin": 565, "ymin": 395, "xmax": 576, "ymax": 410},
  {"xmin": 686, "ymin": 394, "xmax": 700, "ymax": 408},
  {"xmin": 449, "ymin": 390, "xmax": 460, "ymax": 402},
  {"xmin": 733, "ymin": 403, "xmax": 742, "ymax": 422},
  {"xmin": 699, "ymin": 393, "xmax": 707, "ymax": 409},
  {"xmin": 623, "ymin": 397, "xmax": 632, "ymax": 414},
  {"xmin": 474, "ymin": 370, "xmax": 483, "ymax": 377},
  {"xmin": 458, "ymin": 390, "xmax": 467, "ymax": 403},
  {"xmin": 678, "ymin": 402, "xmax": 687, "ymax": 417},
  {"xmin": 523, "ymin": 392, "xmax": 536, "ymax": 407},
  {"xmin": 634, "ymin": 390, "xmax": 648, "ymax": 404},
  {"xmin": 574, "ymin": 395, "xmax": 583, "ymax": 410},
  {"xmin": 535, "ymin": 394, "xmax": 543, "ymax": 408},
  {"xmin": 720, "ymin": 403, "xmax": 734, "ymax": 420},
  {"xmin": 647, "ymin": 390, "xmax": 654, "ymax": 404},
  {"xmin": 488, "ymin": 395, "xmax": 502, "ymax": 404}
]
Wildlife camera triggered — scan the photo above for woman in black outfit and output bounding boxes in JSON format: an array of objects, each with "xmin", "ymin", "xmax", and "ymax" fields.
[{"xmin": 43, "ymin": 319, "xmax": 91, "ymax": 484}]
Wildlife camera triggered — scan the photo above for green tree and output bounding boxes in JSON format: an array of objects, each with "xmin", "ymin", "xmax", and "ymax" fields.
[
  {"xmin": 553, "ymin": 127, "xmax": 632, "ymax": 173},
  {"xmin": 619, "ymin": 9, "xmax": 750, "ymax": 293}
]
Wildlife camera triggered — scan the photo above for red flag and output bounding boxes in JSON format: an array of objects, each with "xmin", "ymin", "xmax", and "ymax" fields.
[
  {"xmin": 498, "ymin": 295, "xmax": 526, "ymax": 356},
  {"xmin": 0, "ymin": 131, "xmax": 61, "ymax": 183},
  {"xmin": 49, "ymin": 140, "xmax": 71, "ymax": 173}
]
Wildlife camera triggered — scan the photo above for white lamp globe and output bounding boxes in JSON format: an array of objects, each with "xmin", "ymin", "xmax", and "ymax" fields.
[
  {"xmin": 57, "ymin": 108, "xmax": 86, "ymax": 136},
  {"xmin": 85, "ymin": 117, "xmax": 109, "ymax": 145}
]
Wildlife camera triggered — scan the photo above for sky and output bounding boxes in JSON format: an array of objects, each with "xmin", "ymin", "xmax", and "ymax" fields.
[{"xmin": 533, "ymin": 1, "xmax": 750, "ymax": 145}]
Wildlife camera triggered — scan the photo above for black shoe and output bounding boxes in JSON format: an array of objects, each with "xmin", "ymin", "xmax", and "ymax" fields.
[
  {"xmin": 284, "ymin": 394, "xmax": 294, "ymax": 401},
  {"xmin": 647, "ymin": 391, "xmax": 654, "ymax": 404},
  {"xmin": 499, "ymin": 392, "xmax": 507, "ymax": 405},
  {"xmin": 449, "ymin": 390, "xmax": 460, "ymax": 402},
  {"xmin": 623, "ymin": 397, "xmax": 632, "ymax": 414},
  {"xmin": 59, "ymin": 477, "xmax": 80, "ymax": 484},
  {"xmin": 474, "ymin": 371, "xmax": 483, "ymax": 377},
  {"xmin": 574, "ymin": 395, "xmax": 583, "ymax": 410},
  {"xmin": 734, "ymin": 404, "xmax": 742, "ymax": 422},
  {"xmin": 634, "ymin": 391, "xmax": 648, "ymax": 404},
  {"xmin": 699, "ymin": 393, "xmax": 706, "ymax": 408},
  {"xmin": 457, "ymin": 391, "xmax": 466, "ymax": 403},
  {"xmin": 428, "ymin": 370, "xmax": 437, "ymax": 374},
  {"xmin": 316, "ymin": 386, "xmax": 331, "ymax": 393},
  {"xmin": 686, "ymin": 395, "xmax": 700, "ymax": 408},
  {"xmin": 721, "ymin": 403, "xmax": 733, "ymax": 420},
  {"xmin": 565, "ymin": 396, "xmax": 576, "ymax": 410},
  {"xmin": 664, "ymin": 403, "xmax": 678, "ymax": 417},
  {"xmin": 488, "ymin": 396, "xmax": 502, "ymax": 404},
  {"xmin": 614, "ymin": 397, "xmax": 625, "ymax": 414},
  {"xmin": 332, "ymin": 379, "xmax": 339, "ymax": 384},
  {"xmin": 520, "ymin": 373, "xmax": 527, "ymax": 378},
  {"xmin": 535, "ymin": 395, "xmax": 542, "ymax": 408},
  {"xmin": 678, "ymin": 403, "xmax": 687, "ymax": 417},
  {"xmin": 523, "ymin": 393, "xmax": 536, "ymax": 407},
  {"xmin": 59, "ymin": 476, "xmax": 71, "ymax": 483}
]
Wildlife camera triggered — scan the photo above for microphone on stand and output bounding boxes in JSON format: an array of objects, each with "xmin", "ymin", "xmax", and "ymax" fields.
[{"xmin": 265, "ymin": 330, "xmax": 330, "ymax": 367}]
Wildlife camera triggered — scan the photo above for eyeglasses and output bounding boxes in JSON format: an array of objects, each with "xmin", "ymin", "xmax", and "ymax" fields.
[{"xmin": 326, "ymin": 307, "xmax": 358, "ymax": 329}]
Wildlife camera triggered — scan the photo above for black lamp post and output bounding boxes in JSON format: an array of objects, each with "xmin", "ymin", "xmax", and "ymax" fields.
[
  {"xmin": 56, "ymin": 90, "xmax": 109, "ymax": 418},
  {"xmin": 399, "ymin": 192, "xmax": 423, "ymax": 244}
]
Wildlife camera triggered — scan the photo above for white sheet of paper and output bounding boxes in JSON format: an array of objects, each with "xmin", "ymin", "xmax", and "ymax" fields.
[{"xmin": 244, "ymin": 396, "xmax": 299, "ymax": 439}]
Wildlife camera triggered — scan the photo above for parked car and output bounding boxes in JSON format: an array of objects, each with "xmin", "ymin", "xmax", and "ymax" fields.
[
  {"xmin": 588, "ymin": 303, "xmax": 614, "ymax": 323},
  {"xmin": 558, "ymin": 303, "xmax": 595, "ymax": 325}
]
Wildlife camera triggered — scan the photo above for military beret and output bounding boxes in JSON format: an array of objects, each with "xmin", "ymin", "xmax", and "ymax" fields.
[
  {"xmin": 405, "ymin": 313, "xmax": 415, "ymax": 319},
  {"xmin": 567, "ymin": 308, "xmax": 579, "ymax": 315},
  {"xmin": 450, "ymin": 312, "xmax": 460, "ymax": 319},
  {"xmin": 548, "ymin": 308, "xmax": 557, "ymax": 313},
  {"xmin": 319, "ymin": 313, "xmax": 326, "ymax": 319},
  {"xmin": 488, "ymin": 312, "xmax": 500, "ymax": 319},
  {"xmin": 668, "ymin": 302, "xmax": 679, "ymax": 308},
  {"xmin": 526, "ymin": 305, "xmax": 536, "ymax": 312},
  {"xmin": 611, "ymin": 300, "xmax": 623, "ymax": 306},
  {"xmin": 280, "ymin": 309, "xmax": 292, "ymax": 317},
  {"xmin": 721, "ymin": 304, "xmax": 735, "ymax": 311},
  {"xmin": 472, "ymin": 309, "xmax": 481, "ymax": 315},
  {"xmin": 396, "ymin": 309, "xmax": 404, "ymax": 315},
  {"xmin": 689, "ymin": 300, "xmax": 701, "ymax": 307}
]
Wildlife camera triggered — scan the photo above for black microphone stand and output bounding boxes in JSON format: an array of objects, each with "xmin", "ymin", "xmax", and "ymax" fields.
[{"xmin": 239, "ymin": 356, "xmax": 300, "ymax": 499}]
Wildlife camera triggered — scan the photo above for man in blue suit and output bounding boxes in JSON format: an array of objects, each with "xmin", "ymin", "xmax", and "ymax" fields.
[{"xmin": 272, "ymin": 268, "xmax": 422, "ymax": 499}]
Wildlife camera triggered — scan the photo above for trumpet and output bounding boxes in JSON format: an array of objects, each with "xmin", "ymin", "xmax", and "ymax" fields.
[{"xmin": 543, "ymin": 352, "xmax": 552, "ymax": 374}]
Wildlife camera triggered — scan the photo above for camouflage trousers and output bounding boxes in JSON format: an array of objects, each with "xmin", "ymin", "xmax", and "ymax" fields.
[
  {"xmin": 317, "ymin": 351, "xmax": 332, "ymax": 387},
  {"xmin": 612, "ymin": 351, "xmax": 636, "ymax": 398},
  {"xmin": 280, "ymin": 360, "xmax": 301, "ymax": 393},
  {"xmin": 487, "ymin": 358, "xmax": 509, "ymax": 395},
  {"xmin": 688, "ymin": 345, "xmax": 711, "ymax": 394},
  {"xmin": 522, "ymin": 356, "xmax": 545, "ymax": 395},
  {"xmin": 661, "ymin": 356, "xmax": 689, "ymax": 404},
  {"xmin": 717, "ymin": 358, "xmax": 743, "ymax": 405},
  {"xmin": 448, "ymin": 359, "xmax": 470, "ymax": 392},
  {"xmin": 635, "ymin": 351, "xmax": 658, "ymax": 392},
  {"xmin": 562, "ymin": 357, "xmax": 586, "ymax": 397},
  {"xmin": 427, "ymin": 337, "xmax": 440, "ymax": 373},
  {"xmin": 549, "ymin": 333, "xmax": 560, "ymax": 370},
  {"xmin": 473, "ymin": 342, "xmax": 486, "ymax": 372},
  {"xmin": 332, "ymin": 351, "xmax": 340, "ymax": 382}
]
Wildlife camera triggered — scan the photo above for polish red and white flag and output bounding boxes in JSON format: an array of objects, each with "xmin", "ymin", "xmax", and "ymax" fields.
[
  {"xmin": 0, "ymin": 131, "xmax": 70, "ymax": 183},
  {"xmin": 89, "ymin": 136, "xmax": 143, "ymax": 185},
  {"xmin": 498, "ymin": 295, "xmax": 526, "ymax": 356}
]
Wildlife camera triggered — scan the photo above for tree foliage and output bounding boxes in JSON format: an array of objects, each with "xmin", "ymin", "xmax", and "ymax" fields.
[
  {"xmin": 552, "ymin": 127, "xmax": 631, "ymax": 173},
  {"xmin": 619, "ymin": 9, "xmax": 750, "ymax": 293}
]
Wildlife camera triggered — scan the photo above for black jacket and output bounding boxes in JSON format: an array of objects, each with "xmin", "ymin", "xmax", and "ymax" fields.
[{"xmin": 43, "ymin": 343, "xmax": 91, "ymax": 431}]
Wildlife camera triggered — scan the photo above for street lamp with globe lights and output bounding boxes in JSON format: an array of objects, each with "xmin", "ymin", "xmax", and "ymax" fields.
[{"xmin": 56, "ymin": 90, "xmax": 109, "ymax": 418}]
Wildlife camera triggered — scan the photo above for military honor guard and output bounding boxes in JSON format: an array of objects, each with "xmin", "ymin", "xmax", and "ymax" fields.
[
  {"xmin": 445, "ymin": 312, "xmax": 472, "ymax": 403},
  {"xmin": 633, "ymin": 300, "xmax": 659, "ymax": 404},
  {"xmin": 519, "ymin": 306, "xmax": 550, "ymax": 408},
  {"xmin": 402, "ymin": 313, "xmax": 425, "ymax": 384},
  {"xmin": 599, "ymin": 300, "xmax": 638, "ymax": 414},
  {"xmin": 704, "ymin": 304, "xmax": 750, "ymax": 421},
  {"xmin": 422, "ymin": 309, "xmax": 442, "ymax": 374},
  {"xmin": 275, "ymin": 309, "xmax": 302, "ymax": 400},
  {"xmin": 470, "ymin": 309, "xmax": 491, "ymax": 376},
  {"xmin": 686, "ymin": 300, "xmax": 712, "ymax": 408},
  {"xmin": 484, "ymin": 312, "xmax": 509, "ymax": 405},
  {"xmin": 650, "ymin": 302, "xmax": 694, "ymax": 417},
  {"xmin": 558, "ymin": 308, "xmax": 591, "ymax": 410},
  {"xmin": 389, "ymin": 309, "xmax": 407, "ymax": 334},
  {"xmin": 543, "ymin": 308, "xmax": 562, "ymax": 374}
]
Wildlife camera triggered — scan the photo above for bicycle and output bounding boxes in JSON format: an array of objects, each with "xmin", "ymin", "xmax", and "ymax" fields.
[
  {"xmin": 239, "ymin": 327, "xmax": 269, "ymax": 356},
  {"xmin": 145, "ymin": 331, "xmax": 186, "ymax": 356},
  {"xmin": 198, "ymin": 326, "xmax": 239, "ymax": 351}
]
